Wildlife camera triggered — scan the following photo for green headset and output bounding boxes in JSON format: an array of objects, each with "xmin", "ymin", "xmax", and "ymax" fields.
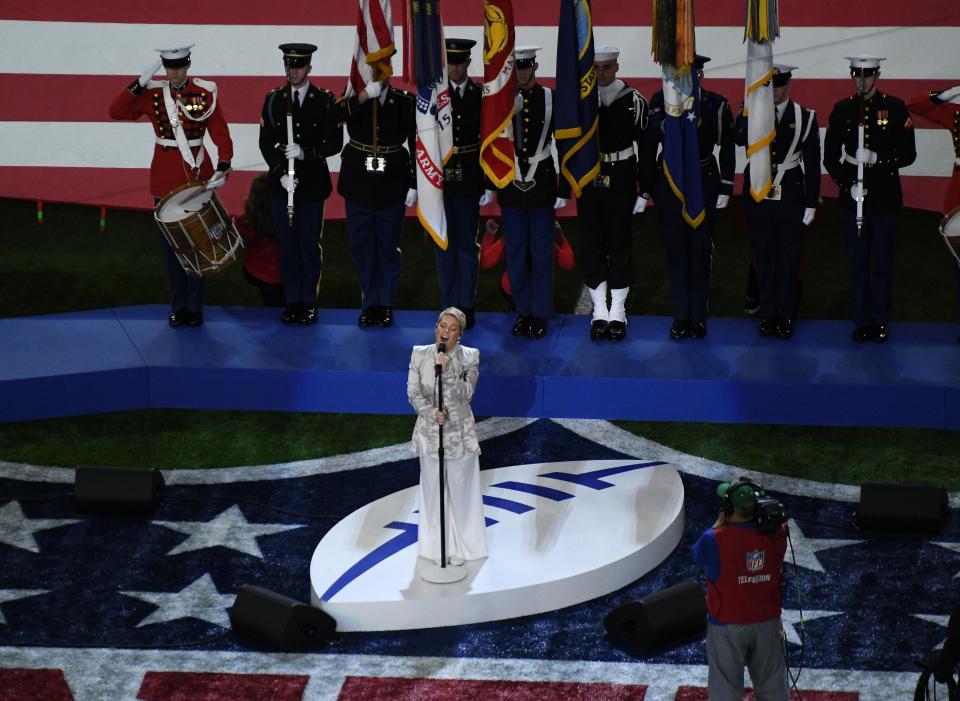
[{"xmin": 721, "ymin": 478, "xmax": 767, "ymax": 517}]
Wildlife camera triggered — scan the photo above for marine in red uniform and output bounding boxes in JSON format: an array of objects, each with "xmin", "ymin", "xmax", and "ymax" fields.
[{"xmin": 109, "ymin": 44, "xmax": 234, "ymax": 327}]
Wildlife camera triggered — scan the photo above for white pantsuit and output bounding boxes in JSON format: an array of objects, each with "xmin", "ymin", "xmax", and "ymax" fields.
[{"xmin": 407, "ymin": 343, "xmax": 488, "ymax": 562}]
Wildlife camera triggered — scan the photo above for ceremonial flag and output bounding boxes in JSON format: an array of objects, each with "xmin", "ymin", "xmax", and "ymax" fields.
[
  {"xmin": 403, "ymin": 0, "xmax": 453, "ymax": 248},
  {"xmin": 345, "ymin": 0, "xmax": 395, "ymax": 98},
  {"xmin": 555, "ymin": 0, "xmax": 600, "ymax": 198},
  {"xmin": 744, "ymin": 0, "xmax": 779, "ymax": 202},
  {"xmin": 479, "ymin": 0, "xmax": 517, "ymax": 188},
  {"xmin": 652, "ymin": 0, "xmax": 704, "ymax": 227}
]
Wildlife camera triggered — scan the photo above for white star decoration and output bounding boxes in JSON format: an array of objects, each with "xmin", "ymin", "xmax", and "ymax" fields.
[
  {"xmin": 0, "ymin": 501, "xmax": 80, "ymax": 553},
  {"xmin": 932, "ymin": 542, "xmax": 960, "ymax": 578},
  {"xmin": 913, "ymin": 613, "xmax": 951, "ymax": 650},
  {"xmin": 784, "ymin": 518, "xmax": 864, "ymax": 573},
  {"xmin": 0, "ymin": 589, "xmax": 49, "ymax": 625},
  {"xmin": 781, "ymin": 608, "xmax": 842, "ymax": 646},
  {"xmin": 122, "ymin": 573, "xmax": 235, "ymax": 628},
  {"xmin": 153, "ymin": 504, "xmax": 304, "ymax": 558}
]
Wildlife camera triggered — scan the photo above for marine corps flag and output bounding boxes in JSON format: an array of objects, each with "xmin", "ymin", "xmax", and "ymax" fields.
[
  {"xmin": 744, "ymin": 0, "xmax": 779, "ymax": 202},
  {"xmin": 479, "ymin": 0, "xmax": 516, "ymax": 188},
  {"xmin": 345, "ymin": 0, "xmax": 395, "ymax": 97},
  {"xmin": 652, "ymin": 0, "xmax": 705, "ymax": 227},
  {"xmin": 555, "ymin": 0, "xmax": 600, "ymax": 198},
  {"xmin": 403, "ymin": 0, "xmax": 453, "ymax": 249}
]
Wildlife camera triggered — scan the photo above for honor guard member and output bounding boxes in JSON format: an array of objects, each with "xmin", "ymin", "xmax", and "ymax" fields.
[
  {"xmin": 497, "ymin": 46, "xmax": 572, "ymax": 340},
  {"xmin": 337, "ymin": 70, "xmax": 417, "ymax": 328},
  {"xmin": 259, "ymin": 44, "xmax": 356, "ymax": 325},
  {"xmin": 110, "ymin": 44, "xmax": 233, "ymax": 328},
  {"xmin": 438, "ymin": 38, "xmax": 486, "ymax": 330},
  {"xmin": 734, "ymin": 64, "xmax": 820, "ymax": 340},
  {"xmin": 824, "ymin": 55, "xmax": 916, "ymax": 343},
  {"xmin": 578, "ymin": 46, "xmax": 650, "ymax": 341},
  {"xmin": 645, "ymin": 54, "xmax": 735, "ymax": 340}
]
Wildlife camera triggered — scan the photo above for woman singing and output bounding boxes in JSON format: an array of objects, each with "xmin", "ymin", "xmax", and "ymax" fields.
[{"xmin": 407, "ymin": 307, "xmax": 488, "ymax": 565}]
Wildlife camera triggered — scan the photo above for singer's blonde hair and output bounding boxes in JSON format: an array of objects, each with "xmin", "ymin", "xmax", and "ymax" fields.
[{"xmin": 436, "ymin": 307, "xmax": 466, "ymax": 334}]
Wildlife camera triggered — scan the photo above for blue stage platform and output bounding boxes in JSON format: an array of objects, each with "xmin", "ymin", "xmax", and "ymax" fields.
[{"xmin": 1, "ymin": 305, "xmax": 958, "ymax": 429}]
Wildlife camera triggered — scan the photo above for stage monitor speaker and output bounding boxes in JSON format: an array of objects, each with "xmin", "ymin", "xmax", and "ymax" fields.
[
  {"xmin": 856, "ymin": 482, "xmax": 949, "ymax": 534},
  {"xmin": 603, "ymin": 579, "xmax": 706, "ymax": 654},
  {"xmin": 229, "ymin": 585, "xmax": 336, "ymax": 651},
  {"xmin": 73, "ymin": 466, "xmax": 165, "ymax": 516}
]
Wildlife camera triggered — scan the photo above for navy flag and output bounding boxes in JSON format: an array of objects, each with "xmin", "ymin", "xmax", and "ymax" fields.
[
  {"xmin": 661, "ymin": 66, "xmax": 706, "ymax": 227},
  {"xmin": 555, "ymin": 0, "xmax": 599, "ymax": 198}
]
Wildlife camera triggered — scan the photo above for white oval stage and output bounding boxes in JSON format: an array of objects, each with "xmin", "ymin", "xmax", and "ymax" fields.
[{"xmin": 309, "ymin": 459, "xmax": 685, "ymax": 631}]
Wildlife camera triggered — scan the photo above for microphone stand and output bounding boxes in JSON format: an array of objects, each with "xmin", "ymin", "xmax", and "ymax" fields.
[{"xmin": 420, "ymin": 343, "xmax": 466, "ymax": 584}]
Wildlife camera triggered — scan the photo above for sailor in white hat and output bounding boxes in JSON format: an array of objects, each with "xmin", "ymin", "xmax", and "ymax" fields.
[
  {"xmin": 575, "ymin": 44, "xmax": 650, "ymax": 342},
  {"xmin": 824, "ymin": 53, "xmax": 917, "ymax": 343},
  {"xmin": 109, "ymin": 43, "xmax": 234, "ymax": 328}
]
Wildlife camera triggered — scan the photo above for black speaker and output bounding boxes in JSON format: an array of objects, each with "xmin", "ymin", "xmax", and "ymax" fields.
[
  {"xmin": 603, "ymin": 580, "xmax": 706, "ymax": 654},
  {"xmin": 856, "ymin": 482, "xmax": 949, "ymax": 534},
  {"xmin": 73, "ymin": 466, "xmax": 165, "ymax": 516},
  {"xmin": 229, "ymin": 585, "xmax": 336, "ymax": 651}
]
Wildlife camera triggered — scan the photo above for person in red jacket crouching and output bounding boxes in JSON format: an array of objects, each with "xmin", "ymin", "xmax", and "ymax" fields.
[
  {"xmin": 234, "ymin": 175, "xmax": 284, "ymax": 307},
  {"xmin": 692, "ymin": 478, "xmax": 790, "ymax": 701}
]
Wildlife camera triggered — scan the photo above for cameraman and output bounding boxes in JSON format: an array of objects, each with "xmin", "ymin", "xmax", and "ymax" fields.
[{"xmin": 691, "ymin": 479, "xmax": 790, "ymax": 701}]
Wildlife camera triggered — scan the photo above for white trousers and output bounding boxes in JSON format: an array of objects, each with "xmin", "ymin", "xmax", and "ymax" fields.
[{"xmin": 416, "ymin": 438, "xmax": 488, "ymax": 562}]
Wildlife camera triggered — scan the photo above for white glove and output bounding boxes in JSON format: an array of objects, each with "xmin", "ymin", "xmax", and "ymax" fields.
[
  {"xmin": 405, "ymin": 188, "xmax": 418, "ymax": 207},
  {"xmin": 716, "ymin": 194, "xmax": 730, "ymax": 209},
  {"xmin": 364, "ymin": 81, "xmax": 383, "ymax": 100},
  {"xmin": 203, "ymin": 169, "xmax": 228, "ymax": 191},
  {"xmin": 554, "ymin": 197, "xmax": 568, "ymax": 210},
  {"xmin": 938, "ymin": 85, "xmax": 960, "ymax": 103},
  {"xmin": 138, "ymin": 59, "xmax": 162, "ymax": 88},
  {"xmin": 802, "ymin": 207, "xmax": 816, "ymax": 226},
  {"xmin": 280, "ymin": 174, "xmax": 298, "ymax": 193},
  {"xmin": 478, "ymin": 189, "xmax": 494, "ymax": 207},
  {"xmin": 855, "ymin": 147, "xmax": 878, "ymax": 165},
  {"xmin": 850, "ymin": 182, "xmax": 865, "ymax": 202},
  {"xmin": 283, "ymin": 143, "xmax": 304, "ymax": 160},
  {"xmin": 632, "ymin": 195, "xmax": 648, "ymax": 214}
]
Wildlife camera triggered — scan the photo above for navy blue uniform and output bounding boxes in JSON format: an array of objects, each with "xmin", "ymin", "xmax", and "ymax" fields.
[
  {"xmin": 824, "ymin": 91, "xmax": 917, "ymax": 330},
  {"xmin": 735, "ymin": 100, "xmax": 820, "ymax": 324}
]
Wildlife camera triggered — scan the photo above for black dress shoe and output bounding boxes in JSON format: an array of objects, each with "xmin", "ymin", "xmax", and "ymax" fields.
[
  {"xmin": 871, "ymin": 324, "xmax": 888, "ymax": 343},
  {"xmin": 606, "ymin": 320, "xmax": 627, "ymax": 341},
  {"xmin": 590, "ymin": 319, "xmax": 608, "ymax": 340},
  {"xmin": 688, "ymin": 321, "xmax": 707, "ymax": 339},
  {"xmin": 378, "ymin": 306, "xmax": 394, "ymax": 327},
  {"xmin": 759, "ymin": 318, "xmax": 777, "ymax": 337},
  {"xmin": 168, "ymin": 308, "xmax": 189, "ymax": 328},
  {"xmin": 299, "ymin": 305, "xmax": 318, "ymax": 325},
  {"xmin": 512, "ymin": 314, "xmax": 531, "ymax": 337},
  {"xmin": 463, "ymin": 307, "xmax": 476, "ymax": 330},
  {"xmin": 358, "ymin": 307, "xmax": 378, "ymax": 328},
  {"xmin": 526, "ymin": 316, "xmax": 547, "ymax": 340},
  {"xmin": 776, "ymin": 318, "xmax": 794, "ymax": 339},
  {"xmin": 281, "ymin": 304, "xmax": 301, "ymax": 324},
  {"xmin": 851, "ymin": 325, "xmax": 871, "ymax": 343},
  {"xmin": 185, "ymin": 310, "xmax": 203, "ymax": 327},
  {"xmin": 669, "ymin": 320, "xmax": 689, "ymax": 340}
]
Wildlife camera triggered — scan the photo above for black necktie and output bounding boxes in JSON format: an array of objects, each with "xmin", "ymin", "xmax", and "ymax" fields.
[{"xmin": 294, "ymin": 90, "xmax": 301, "ymax": 108}]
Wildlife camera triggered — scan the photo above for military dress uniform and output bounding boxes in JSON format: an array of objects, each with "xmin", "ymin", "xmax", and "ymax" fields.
[
  {"xmin": 824, "ymin": 56, "xmax": 917, "ymax": 342},
  {"xmin": 259, "ymin": 43, "xmax": 351, "ymax": 324},
  {"xmin": 735, "ymin": 68, "xmax": 821, "ymax": 339},
  {"xmin": 109, "ymin": 46, "xmax": 233, "ymax": 326},
  {"xmin": 645, "ymin": 57, "xmax": 735, "ymax": 339},
  {"xmin": 437, "ymin": 40, "xmax": 484, "ymax": 328},
  {"xmin": 337, "ymin": 85, "xmax": 416, "ymax": 327},
  {"xmin": 578, "ymin": 56, "xmax": 650, "ymax": 341}
]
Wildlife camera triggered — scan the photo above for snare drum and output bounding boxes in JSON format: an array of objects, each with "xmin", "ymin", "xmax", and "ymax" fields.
[
  {"xmin": 940, "ymin": 204, "xmax": 960, "ymax": 266},
  {"xmin": 154, "ymin": 182, "xmax": 243, "ymax": 277}
]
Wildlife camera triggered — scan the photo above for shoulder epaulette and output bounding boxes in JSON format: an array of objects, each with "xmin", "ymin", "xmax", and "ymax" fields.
[{"xmin": 192, "ymin": 77, "xmax": 217, "ymax": 92}]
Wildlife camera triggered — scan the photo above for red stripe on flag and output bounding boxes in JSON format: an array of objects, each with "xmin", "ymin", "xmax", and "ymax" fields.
[
  {"xmin": 137, "ymin": 671, "xmax": 309, "ymax": 701},
  {"xmin": 0, "ymin": 669, "xmax": 74, "ymax": 701},
  {"xmin": 337, "ymin": 676, "xmax": 649, "ymax": 700},
  {"xmin": 4, "ymin": 0, "xmax": 958, "ymax": 26},
  {"xmin": 675, "ymin": 686, "xmax": 859, "ymax": 700}
]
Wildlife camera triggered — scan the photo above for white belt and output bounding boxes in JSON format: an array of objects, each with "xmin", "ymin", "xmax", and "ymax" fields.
[
  {"xmin": 156, "ymin": 137, "xmax": 203, "ymax": 148},
  {"xmin": 842, "ymin": 153, "xmax": 872, "ymax": 167},
  {"xmin": 774, "ymin": 153, "xmax": 802, "ymax": 172},
  {"xmin": 600, "ymin": 147, "xmax": 635, "ymax": 163}
]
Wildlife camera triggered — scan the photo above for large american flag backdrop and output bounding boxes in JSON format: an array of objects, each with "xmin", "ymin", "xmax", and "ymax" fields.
[{"xmin": 0, "ymin": 0, "xmax": 958, "ymax": 218}]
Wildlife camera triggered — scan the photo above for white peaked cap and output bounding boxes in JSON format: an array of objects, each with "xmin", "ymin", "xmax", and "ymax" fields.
[
  {"xmin": 514, "ymin": 46, "xmax": 541, "ymax": 61},
  {"xmin": 154, "ymin": 45, "xmax": 195, "ymax": 61},
  {"xmin": 846, "ymin": 54, "xmax": 885, "ymax": 69}
]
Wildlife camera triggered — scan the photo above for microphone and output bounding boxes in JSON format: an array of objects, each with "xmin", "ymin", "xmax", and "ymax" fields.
[{"xmin": 435, "ymin": 342, "xmax": 446, "ymax": 376}]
